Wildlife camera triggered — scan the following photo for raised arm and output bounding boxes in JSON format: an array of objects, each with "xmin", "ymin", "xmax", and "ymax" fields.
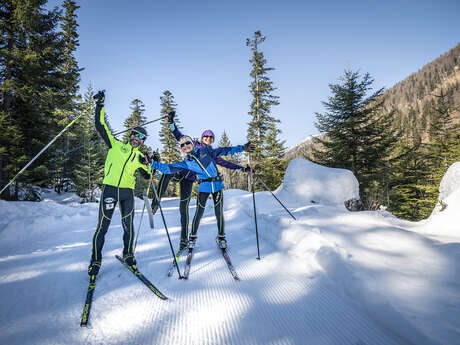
[
  {"xmin": 168, "ymin": 111, "xmax": 200, "ymax": 146},
  {"xmin": 94, "ymin": 91, "xmax": 116, "ymax": 148}
]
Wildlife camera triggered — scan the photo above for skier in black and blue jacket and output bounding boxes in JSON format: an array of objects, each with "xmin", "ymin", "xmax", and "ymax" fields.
[
  {"xmin": 151, "ymin": 111, "xmax": 251, "ymax": 250},
  {"xmin": 151, "ymin": 135, "xmax": 254, "ymax": 249}
]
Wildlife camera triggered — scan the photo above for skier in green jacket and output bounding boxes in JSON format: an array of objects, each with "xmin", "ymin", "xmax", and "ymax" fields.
[{"xmin": 87, "ymin": 90, "xmax": 152, "ymax": 276}]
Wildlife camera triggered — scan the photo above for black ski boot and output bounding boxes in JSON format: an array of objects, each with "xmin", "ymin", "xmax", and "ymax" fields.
[
  {"xmin": 216, "ymin": 235, "xmax": 227, "ymax": 249},
  {"xmin": 123, "ymin": 254, "xmax": 137, "ymax": 270},
  {"xmin": 179, "ymin": 238, "xmax": 189, "ymax": 251},
  {"xmin": 88, "ymin": 260, "xmax": 101, "ymax": 276},
  {"xmin": 188, "ymin": 235, "xmax": 197, "ymax": 249}
]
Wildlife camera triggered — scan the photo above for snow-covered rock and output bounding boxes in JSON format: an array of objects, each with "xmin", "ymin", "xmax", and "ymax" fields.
[
  {"xmin": 276, "ymin": 158, "xmax": 359, "ymax": 207},
  {"xmin": 420, "ymin": 162, "xmax": 460, "ymax": 236}
]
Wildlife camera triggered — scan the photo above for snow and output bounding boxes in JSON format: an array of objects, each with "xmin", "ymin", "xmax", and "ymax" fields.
[{"xmin": 1, "ymin": 158, "xmax": 459, "ymax": 345}]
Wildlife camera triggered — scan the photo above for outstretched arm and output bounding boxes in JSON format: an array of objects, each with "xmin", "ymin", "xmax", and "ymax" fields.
[
  {"xmin": 213, "ymin": 145, "xmax": 244, "ymax": 157},
  {"xmin": 215, "ymin": 156, "xmax": 244, "ymax": 170},
  {"xmin": 151, "ymin": 160, "xmax": 190, "ymax": 175}
]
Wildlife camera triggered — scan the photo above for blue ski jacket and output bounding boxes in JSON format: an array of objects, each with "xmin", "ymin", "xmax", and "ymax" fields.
[
  {"xmin": 168, "ymin": 123, "xmax": 243, "ymax": 182},
  {"xmin": 151, "ymin": 145, "xmax": 243, "ymax": 193}
]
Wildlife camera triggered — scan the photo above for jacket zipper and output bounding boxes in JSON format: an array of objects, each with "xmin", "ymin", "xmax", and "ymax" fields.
[
  {"xmin": 117, "ymin": 148, "xmax": 134, "ymax": 187},
  {"xmin": 106, "ymin": 163, "xmax": 113, "ymax": 177},
  {"xmin": 190, "ymin": 153, "xmax": 214, "ymax": 193}
]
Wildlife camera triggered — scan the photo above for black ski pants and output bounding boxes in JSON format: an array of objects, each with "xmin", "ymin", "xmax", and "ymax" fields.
[
  {"xmin": 190, "ymin": 189, "xmax": 225, "ymax": 238},
  {"xmin": 152, "ymin": 173, "xmax": 194, "ymax": 242},
  {"xmin": 91, "ymin": 184, "xmax": 135, "ymax": 263}
]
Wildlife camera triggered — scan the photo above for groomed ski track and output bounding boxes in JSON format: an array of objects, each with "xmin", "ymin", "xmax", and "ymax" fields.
[{"xmin": 1, "ymin": 197, "xmax": 403, "ymax": 345}]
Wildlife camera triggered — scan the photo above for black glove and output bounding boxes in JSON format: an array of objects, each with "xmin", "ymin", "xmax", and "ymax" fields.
[
  {"xmin": 152, "ymin": 151, "xmax": 161, "ymax": 162},
  {"xmin": 93, "ymin": 90, "xmax": 105, "ymax": 106},
  {"xmin": 139, "ymin": 153, "xmax": 152, "ymax": 165},
  {"xmin": 167, "ymin": 111, "xmax": 175, "ymax": 124},
  {"xmin": 243, "ymin": 165, "xmax": 254, "ymax": 173},
  {"xmin": 243, "ymin": 141, "xmax": 255, "ymax": 152}
]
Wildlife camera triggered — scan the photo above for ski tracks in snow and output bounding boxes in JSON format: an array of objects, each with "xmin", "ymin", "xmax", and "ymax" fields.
[{"xmin": 78, "ymin": 199, "xmax": 402, "ymax": 345}]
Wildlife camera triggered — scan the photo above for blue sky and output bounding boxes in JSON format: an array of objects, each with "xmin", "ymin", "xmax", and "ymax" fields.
[{"xmin": 47, "ymin": 0, "xmax": 460, "ymax": 149}]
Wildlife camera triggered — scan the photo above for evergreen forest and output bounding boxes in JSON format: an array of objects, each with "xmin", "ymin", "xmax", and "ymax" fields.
[{"xmin": 1, "ymin": 1, "xmax": 459, "ymax": 221}]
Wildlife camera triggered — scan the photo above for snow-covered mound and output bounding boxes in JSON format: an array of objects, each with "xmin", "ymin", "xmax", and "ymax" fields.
[
  {"xmin": 417, "ymin": 162, "xmax": 460, "ymax": 237},
  {"xmin": 275, "ymin": 158, "xmax": 359, "ymax": 207},
  {"xmin": 1, "ymin": 159, "xmax": 459, "ymax": 345}
]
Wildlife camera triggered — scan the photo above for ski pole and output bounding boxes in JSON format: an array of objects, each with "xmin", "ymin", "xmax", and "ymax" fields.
[
  {"xmin": 64, "ymin": 116, "xmax": 167, "ymax": 155},
  {"xmin": 248, "ymin": 154, "xmax": 261, "ymax": 260},
  {"xmin": 0, "ymin": 107, "xmax": 90, "ymax": 195},
  {"xmin": 133, "ymin": 169, "xmax": 154, "ymax": 253},
  {"xmin": 150, "ymin": 178, "xmax": 183, "ymax": 279},
  {"xmin": 255, "ymin": 175, "xmax": 296, "ymax": 220}
]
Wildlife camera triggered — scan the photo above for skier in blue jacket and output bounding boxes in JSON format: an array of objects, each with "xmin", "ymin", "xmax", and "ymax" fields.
[
  {"xmin": 151, "ymin": 111, "xmax": 249, "ymax": 250},
  {"xmin": 151, "ymin": 135, "xmax": 254, "ymax": 249}
]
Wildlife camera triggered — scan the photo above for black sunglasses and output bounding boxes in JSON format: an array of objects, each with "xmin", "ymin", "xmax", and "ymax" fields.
[{"xmin": 180, "ymin": 141, "xmax": 192, "ymax": 148}]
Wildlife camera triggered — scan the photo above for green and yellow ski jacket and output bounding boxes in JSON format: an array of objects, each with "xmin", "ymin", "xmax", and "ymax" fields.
[{"xmin": 95, "ymin": 105, "xmax": 151, "ymax": 189}]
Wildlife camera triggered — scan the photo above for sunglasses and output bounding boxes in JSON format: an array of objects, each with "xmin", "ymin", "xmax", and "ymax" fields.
[
  {"xmin": 202, "ymin": 135, "xmax": 214, "ymax": 139},
  {"xmin": 180, "ymin": 141, "xmax": 192, "ymax": 148},
  {"xmin": 132, "ymin": 132, "xmax": 146, "ymax": 141}
]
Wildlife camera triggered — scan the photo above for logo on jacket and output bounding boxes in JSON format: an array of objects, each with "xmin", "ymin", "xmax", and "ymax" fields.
[{"xmin": 121, "ymin": 146, "xmax": 129, "ymax": 154}]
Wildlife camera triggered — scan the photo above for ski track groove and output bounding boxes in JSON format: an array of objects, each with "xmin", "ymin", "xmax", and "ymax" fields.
[
  {"xmin": 113, "ymin": 200, "xmax": 402, "ymax": 345},
  {"xmin": 0, "ymin": 198, "xmax": 411, "ymax": 345}
]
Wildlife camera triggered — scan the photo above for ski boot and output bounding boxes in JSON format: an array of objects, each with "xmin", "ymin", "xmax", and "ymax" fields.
[
  {"xmin": 216, "ymin": 235, "xmax": 227, "ymax": 249},
  {"xmin": 179, "ymin": 238, "xmax": 189, "ymax": 251},
  {"xmin": 87, "ymin": 260, "xmax": 101, "ymax": 276},
  {"xmin": 123, "ymin": 253, "xmax": 137, "ymax": 270},
  {"xmin": 188, "ymin": 235, "xmax": 197, "ymax": 249},
  {"xmin": 151, "ymin": 201, "xmax": 159, "ymax": 215}
]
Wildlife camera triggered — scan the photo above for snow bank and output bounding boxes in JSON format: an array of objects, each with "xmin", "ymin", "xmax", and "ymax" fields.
[
  {"xmin": 418, "ymin": 162, "xmax": 460, "ymax": 237},
  {"xmin": 275, "ymin": 158, "xmax": 359, "ymax": 207}
]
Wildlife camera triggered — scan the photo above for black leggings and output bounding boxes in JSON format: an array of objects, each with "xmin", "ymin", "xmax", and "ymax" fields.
[
  {"xmin": 91, "ymin": 184, "xmax": 135, "ymax": 263},
  {"xmin": 152, "ymin": 173, "xmax": 194, "ymax": 241},
  {"xmin": 190, "ymin": 189, "xmax": 224, "ymax": 238}
]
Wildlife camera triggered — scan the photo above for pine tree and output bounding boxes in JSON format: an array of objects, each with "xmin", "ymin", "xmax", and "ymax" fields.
[
  {"xmin": 52, "ymin": 0, "xmax": 82, "ymax": 184},
  {"xmin": 123, "ymin": 99, "xmax": 147, "ymax": 143},
  {"xmin": 157, "ymin": 90, "xmax": 181, "ymax": 197},
  {"xmin": 260, "ymin": 123, "xmax": 287, "ymax": 190},
  {"xmin": 0, "ymin": 111, "xmax": 27, "ymax": 200},
  {"xmin": 123, "ymin": 99, "xmax": 151, "ymax": 197},
  {"xmin": 73, "ymin": 86, "xmax": 105, "ymax": 202},
  {"xmin": 218, "ymin": 131, "xmax": 244, "ymax": 190},
  {"xmin": 246, "ymin": 30, "xmax": 283, "ymax": 190},
  {"xmin": 312, "ymin": 69, "xmax": 399, "ymax": 208},
  {"xmin": 159, "ymin": 91, "xmax": 181, "ymax": 163},
  {"xmin": 0, "ymin": 0, "xmax": 66, "ymax": 199}
]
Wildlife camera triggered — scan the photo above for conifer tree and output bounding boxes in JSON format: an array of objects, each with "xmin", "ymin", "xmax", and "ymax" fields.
[
  {"xmin": 0, "ymin": 0, "xmax": 66, "ymax": 199},
  {"xmin": 261, "ymin": 123, "xmax": 287, "ymax": 190},
  {"xmin": 123, "ymin": 99, "xmax": 151, "ymax": 197},
  {"xmin": 218, "ymin": 131, "xmax": 244, "ymax": 189},
  {"xmin": 246, "ymin": 30, "xmax": 284, "ymax": 190},
  {"xmin": 50, "ymin": 0, "xmax": 82, "ymax": 186},
  {"xmin": 157, "ymin": 91, "xmax": 181, "ymax": 197},
  {"xmin": 312, "ymin": 69, "xmax": 399, "ymax": 208},
  {"xmin": 73, "ymin": 86, "xmax": 105, "ymax": 202},
  {"xmin": 159, "ymin": 91, "xmax": 181, "ymax": 163}
]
